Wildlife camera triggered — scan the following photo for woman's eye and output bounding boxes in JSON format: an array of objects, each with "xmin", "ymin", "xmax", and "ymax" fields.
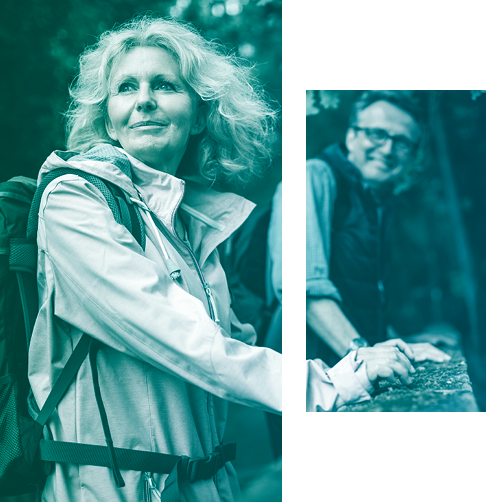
[
  {"xmin": 118, "ymin": 82, "xmax": 134, "ymax": 93},
  {"xmin": 155, "ymin": 81, "xmax": 175, "ymax": 91}
]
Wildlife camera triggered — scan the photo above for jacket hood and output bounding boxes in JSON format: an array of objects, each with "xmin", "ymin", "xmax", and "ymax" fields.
[
  {"xmin": 40, "ymin": 144, "xmax": 256, "ymax": 260},
  {"xmin": 40, "ymin": 145, "xmax": 140, "ymax": 198}
]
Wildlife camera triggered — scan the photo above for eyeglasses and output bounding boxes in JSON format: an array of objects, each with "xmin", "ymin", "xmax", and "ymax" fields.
[{"xmin": 353, "ymin": 127, "xmax": 418, "ymax": 155}]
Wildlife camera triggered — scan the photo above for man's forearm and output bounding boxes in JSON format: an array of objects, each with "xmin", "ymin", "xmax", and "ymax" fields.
[{"xmin": 306, "ymin": 298, "xmax": 362, "ymax": 358}]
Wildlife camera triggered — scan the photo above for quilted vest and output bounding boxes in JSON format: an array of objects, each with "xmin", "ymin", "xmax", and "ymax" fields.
[{"xmin": 319, "ymin": 144, "xmax": 394, "ymax": 346}]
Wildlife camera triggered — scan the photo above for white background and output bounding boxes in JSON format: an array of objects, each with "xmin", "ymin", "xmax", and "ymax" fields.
[{"xmin": 282, "ymin": 1, "xmax": 485, "ymax": 500}]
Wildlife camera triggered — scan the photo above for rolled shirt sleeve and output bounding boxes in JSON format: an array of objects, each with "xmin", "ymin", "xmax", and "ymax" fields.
[
  {"xmin": 267, "ymin": 181, "xmax": 282, "ymax": 304},
  {"xmin": 306, "ymin": 351, "xmax": 374, "ymax": 411},
  {"xmin": 306, "ymin": 158, "xmax": 341, "ymax": 302}
]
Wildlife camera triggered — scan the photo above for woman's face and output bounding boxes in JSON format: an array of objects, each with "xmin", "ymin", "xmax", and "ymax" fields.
[{"xmin": 106, "ymin": 46, "xmax": 205, "ymax": 175}]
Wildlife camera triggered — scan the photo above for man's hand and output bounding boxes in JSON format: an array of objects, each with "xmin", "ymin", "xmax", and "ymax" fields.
[
  {"xmin": 386, "ymin": 326, "xmax": 453, "ymax": 362},
  {"xmin": 408, "ymin": 343, "xmax": 451, "ymax": 363},
  {"xmin": 374, "ymin": 338, "xmax": 414, "ymax": 360},
  {"xmin": 356, "ymin": 345, "xmax": 415, "ymax": 386},
  {"xmin": 379, "ymin": 337, "xmax": 451, "ymax": 363}
]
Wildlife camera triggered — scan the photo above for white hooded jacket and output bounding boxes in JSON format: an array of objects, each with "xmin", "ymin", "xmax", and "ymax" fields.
[{"xmin": 29, "ymin": 145, "xmax": 281, "ymax": 502}]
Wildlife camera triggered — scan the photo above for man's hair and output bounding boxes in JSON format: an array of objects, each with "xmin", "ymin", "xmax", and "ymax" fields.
[
  {"xmin": 65, "ymin": 14, "xmax": 277, "ymax": 185},
  {"xmin": 349, "ymin": 90, "xmax": 424, "ymax": 131}
]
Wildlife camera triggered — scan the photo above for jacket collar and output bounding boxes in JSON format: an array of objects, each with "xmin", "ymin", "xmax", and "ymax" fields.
[{"xmin": 40, "ymin": 145, "xmax": 255, "ymax": 263}]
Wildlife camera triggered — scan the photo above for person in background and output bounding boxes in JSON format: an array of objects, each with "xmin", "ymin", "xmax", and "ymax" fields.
[
  {"xmin": 306, "ymin": 90, "xmax": 450, "ymax": 379},
  {"xmin": 264, "ymin": 181, "xmax": 282, "ymax": 453}
]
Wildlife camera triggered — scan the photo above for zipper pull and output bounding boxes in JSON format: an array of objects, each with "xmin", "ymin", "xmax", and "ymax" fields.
[
  {"xmin": 204, "ymin": 283, "xmax": 220, "ymax": 325},
  {"xmin": 166, "ymin": 259, "xmax": 182, "ymax": 280},
  {"xmin": 143, "ymin": 473, "xmax": 161, "ymax": 502}
]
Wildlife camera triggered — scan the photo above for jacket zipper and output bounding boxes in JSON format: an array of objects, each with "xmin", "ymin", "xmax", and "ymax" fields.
[
  {"xmin": 167, "ymin": 185, "xmax": 220, "ymax": 325},
  {"xmin": 131, "ymin": 192, "xmax": 220, "ymax": 324},
  {"xmin": 169, "ymin": 211, "xmax": 221, "ymax": 489},
  {"xmin": 171, "ymin": 223, "xmax": 220, "ymax": 325},
  {"xmin": 166, "ymin": 197, "xmax": 222, "ymax": 490},
  {"xmin": 137, "ymin": 190, "xmax": 222, "ymax": 493},
  {"xmin": 143, "ymin": 472, "xmax": 161, "ymax": 501}
]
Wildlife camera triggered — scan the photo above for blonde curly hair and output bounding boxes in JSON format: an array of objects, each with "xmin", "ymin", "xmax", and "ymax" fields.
[{"xmin": 65, "ymin": 15, "xmax": 278, "ymax": 184}]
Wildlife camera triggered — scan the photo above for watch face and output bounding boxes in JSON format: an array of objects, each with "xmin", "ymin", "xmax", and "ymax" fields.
[{"xmin": 351, "ymin": 337, "xmax": 369, "ymax": 349}]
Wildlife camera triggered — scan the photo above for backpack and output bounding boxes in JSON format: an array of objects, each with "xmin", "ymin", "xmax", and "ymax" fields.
[{"xmin": 0, "ymin": 170, "xmax": 235, "ymax": 501}]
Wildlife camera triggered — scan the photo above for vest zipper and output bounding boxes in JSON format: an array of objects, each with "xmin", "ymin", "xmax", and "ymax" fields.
[{"xmin": 377, "ymin": 205, "xmax": 386, "ymax": 338}]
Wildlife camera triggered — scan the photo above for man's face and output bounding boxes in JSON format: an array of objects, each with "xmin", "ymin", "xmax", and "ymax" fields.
[{"xmin": 345, "ymin": 100, "xmax": 421, "ymax": 190}]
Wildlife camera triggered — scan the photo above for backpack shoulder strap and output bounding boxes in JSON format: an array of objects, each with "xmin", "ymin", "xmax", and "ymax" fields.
[
  {"xmin": 35, "ymin": 334, "xmax": 92, "ymax": 426},
  {"xmin": 27, "ymin": 169, "xmax": 145, "ymax": 251},
  {"xmin": 10, "ymin": 169, "xmax": 146, "ymax": 346}
]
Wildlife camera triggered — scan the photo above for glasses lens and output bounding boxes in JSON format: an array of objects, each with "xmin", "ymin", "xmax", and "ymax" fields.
[
  {"xmin": 363, "ymin": 128, "xmax": 416, "ymax": 154},
  {"xmin": 394, "ymin": 138, "xmax": 414, "ymax": 153},
  {"xmin": 365, "ymin": 128, "xmax": 387, "ymax": 143}
]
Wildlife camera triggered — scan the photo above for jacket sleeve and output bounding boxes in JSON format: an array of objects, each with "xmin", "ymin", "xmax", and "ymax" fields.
[
  {"xmin": 306, "ymin": 158, "xmax": 342, "ymax": 302},
  {"xmin": 306, "ymin": 351, "xmax": 374, "ymax": 411},
  {"xmin": 37, "ymin": 175, "xmax": 281, "ymax": 415}
]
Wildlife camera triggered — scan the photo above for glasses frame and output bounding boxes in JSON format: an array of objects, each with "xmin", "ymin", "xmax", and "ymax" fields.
[{"xmin": 352, "ymin": 126, "xmax": 418, "ymax": 155}]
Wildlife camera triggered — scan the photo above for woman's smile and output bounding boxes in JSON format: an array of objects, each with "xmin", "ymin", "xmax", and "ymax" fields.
[{"xmin": 129, "ymin": 120, "xmax": 169, "ymax": 129}]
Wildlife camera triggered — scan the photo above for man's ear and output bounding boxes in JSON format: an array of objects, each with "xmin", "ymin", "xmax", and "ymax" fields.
[
  {"xmin": 344, "ymin": 127, "xmax": 357, "ymax": 153},
  {"xmin": 105, "ymin": 117, "xmax": 118, "ymax": 141},
  {"xmin": 190, "ymin": 104, "xmax": 208, "ymax": 136}
]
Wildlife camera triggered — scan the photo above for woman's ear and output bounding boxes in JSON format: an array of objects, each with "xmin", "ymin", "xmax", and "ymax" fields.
[
  {"xmin": 105, "ymin": 117, "xmax": 118, "ymax": 141},
  {"xmin": 190, "ymin": 104, "xmax": 208, "ymax": 136}
]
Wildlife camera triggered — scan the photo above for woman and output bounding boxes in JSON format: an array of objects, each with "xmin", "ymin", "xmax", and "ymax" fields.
[{"xmin": 29, "ymin": 16, "xmax": 280, "ymax": 502}]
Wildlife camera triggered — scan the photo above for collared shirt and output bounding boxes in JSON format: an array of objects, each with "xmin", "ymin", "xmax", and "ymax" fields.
[{"xmin": 306, "ymin": 157, "xmax": 342, "ymax": 302}]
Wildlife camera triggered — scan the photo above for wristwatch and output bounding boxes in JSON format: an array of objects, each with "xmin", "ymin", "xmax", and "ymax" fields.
[{"xmin": 346, "ymin": 337, "xmax": 370, "ymax": 355}]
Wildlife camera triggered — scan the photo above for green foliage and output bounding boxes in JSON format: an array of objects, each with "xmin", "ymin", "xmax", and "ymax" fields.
[
  {"xmin": 306, "ymin": 90, "xmax": 341, "ymax": 116},
  {"xmin": 471, "ymin": 90, "xmax": 486, "ymax": 100}
]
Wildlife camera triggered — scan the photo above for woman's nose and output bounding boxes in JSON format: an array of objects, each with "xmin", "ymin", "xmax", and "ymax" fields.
[{"xmin": 136, "ymin": 85, "xmax": 157, "ymax": 111}]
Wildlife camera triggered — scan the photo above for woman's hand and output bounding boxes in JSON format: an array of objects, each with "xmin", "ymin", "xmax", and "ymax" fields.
[{"xmin": 356, "ymin": 345, "xmax": 415, "ymax": 385}]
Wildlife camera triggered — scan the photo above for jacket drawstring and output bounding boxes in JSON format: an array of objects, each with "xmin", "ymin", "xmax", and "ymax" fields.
[{"xmin": 129, "ymin": 197, "xmax": 182, "ymax": 280}]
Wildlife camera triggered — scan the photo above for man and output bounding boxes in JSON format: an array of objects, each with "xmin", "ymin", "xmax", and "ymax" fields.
[{"xmin": 307, "ymin": 90, "xmax": 449, "ymax": 374}]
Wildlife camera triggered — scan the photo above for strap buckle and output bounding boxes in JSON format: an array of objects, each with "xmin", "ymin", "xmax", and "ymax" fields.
[{"xmin": 178, "ymin": 448, "xmax": 223, "ymax": 483}]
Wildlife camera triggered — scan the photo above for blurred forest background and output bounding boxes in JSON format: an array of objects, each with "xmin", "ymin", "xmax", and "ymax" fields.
[
  {"xmin": 0, "ymin": 0, "xmax": 282, "ymax": 204},
  {"xmin": 307, "ymin": 90, "xmax": 486, "ymax": 411},
  {"xmin": 0, "ymin": 0, "xmax": 282, "ymax": 496}
]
